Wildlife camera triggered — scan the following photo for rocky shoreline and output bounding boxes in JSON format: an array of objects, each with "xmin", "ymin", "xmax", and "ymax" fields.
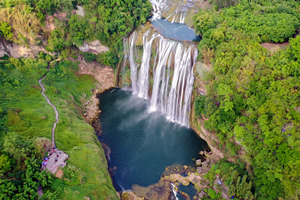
[
  {"xmin": 78, "ymin": 57, "xmax": 115, "ymax": 124},
  {"xmin": 119, "ymin": 151, "xmax": 218, "ymax": 200}
]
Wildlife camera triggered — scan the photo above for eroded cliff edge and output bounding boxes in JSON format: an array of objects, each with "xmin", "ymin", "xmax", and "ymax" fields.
[
  {"xmin": 190, "ymin": 61, "xmax": 225, "ymax": 160},
  {"xmin": 77, "ymin": 57, "xmax": 115, "ymax": 124}
]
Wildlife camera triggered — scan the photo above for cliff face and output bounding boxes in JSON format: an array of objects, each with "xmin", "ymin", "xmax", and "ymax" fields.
[
  {"xmin": 0, "ymin": 40, "xmax": 48, "ymax": 58},
  {"xmin": 78, "ymin": 40, "xmax": 109, "ymax": 54},
  {"xmin": 190, "ymin": 117, "xmax": 225, "ymax": 160},
  {"xmin": 77, "ymin": 58, "xmax": 115, "ymax": 124},
  {"xmin": 190, "ymin": 61, "xmax": 225, "ymax": 160}
]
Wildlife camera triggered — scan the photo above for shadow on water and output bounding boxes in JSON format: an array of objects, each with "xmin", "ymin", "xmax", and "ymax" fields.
[
  {"xmin": 177, "ymin": 184, "xmax": 198, "ymax": 200},
  {"xmin": 98, "ymin": 89, "xmax": 208, "ymax": 191}
]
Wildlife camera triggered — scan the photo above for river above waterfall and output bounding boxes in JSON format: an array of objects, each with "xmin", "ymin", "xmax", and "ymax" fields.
[
  {"xmin": 98, "ymin": 89, "xmax": 208, "ymax": 191},
  {"xmin": 151, "ymin": 19, "xmax": 199, "ymax": 41}
]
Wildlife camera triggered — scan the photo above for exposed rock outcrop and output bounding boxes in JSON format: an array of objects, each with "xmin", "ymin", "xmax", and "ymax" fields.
[
  {"xmin": 45, "ymin": 15, "xmax": 56, "ymax": 32},
  {"xmin": 77, "ymin": 58, "xmax": 115, "ymax": 123},
  {"xmin": 191, "ymin": 61, "xmax": 225, "ymax": 160},
  {"xmin": 260, "ymin": 42, "xmax": 289, "ymax": 55},
  {"xmin": 0, "ymin": 40, "xmax": 47, "ymax": 58},
  {"xmin": 191, "ymin": 120, "xmax": 224, "ymax": 160},
  {"xmin": 72, "ymin": 6, "xmax": 85, "ymax": 17},
  {"xmin": 78, "ymin": 40, "xmax": 109, "ymax": 54},
  {"xmin": 132, "ymin": 180, "xmax": 172, "ymax": 200},
  {"xmin": 121, "ymin": 191, "xmax": 145, "ymax": 200},
  {"xmin": 194, "ymin": 61, "xmax": 210, "ymax": 95}
]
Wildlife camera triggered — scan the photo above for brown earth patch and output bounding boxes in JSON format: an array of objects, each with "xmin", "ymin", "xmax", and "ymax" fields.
[
  {"xmin": 261, "ymin": 42, "xmax": 289, "ymax": 54},
  {"xmin": 77, "ymin": 57, "xmax": 115, "ymax": 92},
  {"xmin": 75, "ymin": 57, "xmax": 115, "ymax": 123},
  {"xmin": 55, "ymin": 168, "xmax": 64, "ymax": 179}
]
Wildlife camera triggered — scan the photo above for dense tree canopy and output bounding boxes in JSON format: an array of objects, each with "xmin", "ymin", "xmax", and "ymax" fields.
[
  {"xmin": 194, "ymin": 1, "xmax": 300, "ymax": 43},
  {"xmin": 0, "ymin": 0, "xmax": 152, "ymax": 66},
  {"xmin": 194, "ymin": 0, "xmax": 300, "ymax": 199}
]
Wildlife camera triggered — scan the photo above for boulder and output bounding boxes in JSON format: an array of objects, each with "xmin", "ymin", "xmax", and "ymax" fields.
[
  {"xmin": 0, "ymin": 41, "xmax": 47, "ymax": 58},
  {"xmin": 78, "ymin": 40, "xmax": 109, "ymax": 54}
]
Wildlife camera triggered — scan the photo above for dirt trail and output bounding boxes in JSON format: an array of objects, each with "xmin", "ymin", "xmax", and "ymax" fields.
[{"xmin": 38, "ymin": 74, "xmax": 59, "ymax": 147}]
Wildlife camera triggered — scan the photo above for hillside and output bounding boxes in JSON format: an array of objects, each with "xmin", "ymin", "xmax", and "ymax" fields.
[
  {"xmin": 0, "ymin": 0, "xmax": 152, "ymax": 199},
  {"xmin": 193, "ymin": 0, "xmax": 300, "ymax": 199}
]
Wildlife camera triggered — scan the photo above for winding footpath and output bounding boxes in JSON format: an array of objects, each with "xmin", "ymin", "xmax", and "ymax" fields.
[{"xmin": 38, "ymin": 74, "xmax": 59, "ymax": 147}]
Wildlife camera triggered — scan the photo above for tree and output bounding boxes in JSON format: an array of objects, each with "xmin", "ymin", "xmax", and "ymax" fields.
[
  {"xmin": 290, "ymin": 35, "xmax": 300, "ymax": 62},
  {"xmin": 0, "ymin": 22, "xmax": 13, "ymax": 40},
  {"xmin": 0, "ymin": 154, "xmax": 12, "ymax": 175}
]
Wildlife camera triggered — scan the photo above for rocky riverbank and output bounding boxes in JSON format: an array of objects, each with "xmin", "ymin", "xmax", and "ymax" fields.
[
  {"xmin": 77, "ymin": 57, "xmax": 115, "ymax": 124},
  {"xmin": 120, "ymin": 151, "xmax": 221, "ymax": 200}
]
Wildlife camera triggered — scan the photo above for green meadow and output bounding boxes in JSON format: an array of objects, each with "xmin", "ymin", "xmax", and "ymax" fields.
[{"xmin": 0, "ymin": 57, "xmax": 118, "ymax": 199}]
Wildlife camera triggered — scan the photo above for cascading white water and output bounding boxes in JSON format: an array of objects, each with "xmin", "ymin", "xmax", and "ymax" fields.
[
  {"xmin": 129, "ymin": 32, "xmax": 138, "ymax": 94},
  {"xmin": 122, "ymin": 0, "xmax": 199, "ymax": 127},
  {"xmin": 149, "ymin": 0, "xmax": 166, "ymax": 20},
  {"xmin": 137, "ymin": 30, "xmax": 158, "ymax": 99},
  {"xmin": 149, "ymin": 36, "xmax": 176, "ymax": 111},
  {"xmin": 170, "ymin": 183, "xmax": 179, "ymax": 200},
  {"xmin": 125, "ymin": 27, "xmax": 198, "ymax": 127}
]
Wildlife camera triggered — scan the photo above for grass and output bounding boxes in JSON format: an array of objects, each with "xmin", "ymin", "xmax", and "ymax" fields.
[{"xmin": 0, "ymin": 58, "xmax": 118, "ymax": 199}]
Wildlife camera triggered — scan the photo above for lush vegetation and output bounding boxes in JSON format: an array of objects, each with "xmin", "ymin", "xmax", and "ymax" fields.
[
  {"xmin": 0, "ymin": 0, "xmax": 152, "ymax": 66},
  {"xmin": 0, "ymin": 56, "xmax": 118, "ymax": 199},
  {"xmin": 194, "ymin": 0, "xmax": 300, "ymax": 44},
  {"xmin": 2, "ymin": 0, "xmax": 299, "ymax": 199},
  {"xmin": 201, "ymin": 160, "xmax": 254, "ymax": 200},
  {"xmin": 0, "ymin": 0, "xmax": 153, "ymax": 199},
  {"xmin": 193, "ymin": 0, "xmax": 299, "ymax": 199}
]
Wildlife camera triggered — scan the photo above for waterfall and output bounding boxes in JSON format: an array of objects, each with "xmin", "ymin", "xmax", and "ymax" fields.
[
  {"xmin": 170, "ymin": 183, "xmax": 179, "ymax": 200},
  {"xmin": 149, "ymin": 0, "xmax": 166, "ymax": 20},
  {"xmin": 120, "ymin": 0, "xmax": 199, "ymax": 127},
  {"xmin": 124, "ymin": 24, "xmax": 198, "ymax": 127},
  {"xmin": 137, "ymin": 30, "xmax": 158, "ymax": 99},
  {"xmin": 148, "ymin": 0, "xmax": 201, "ymax": 25},
  {"xmin": 129, "ymin": 32, "xmax": 138, "ymax": 93}
]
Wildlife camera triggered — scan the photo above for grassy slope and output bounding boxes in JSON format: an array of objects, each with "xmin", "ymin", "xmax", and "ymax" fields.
[{"xmin": 1, "ymin": 58, "xmax": 118, "ymax": 199}]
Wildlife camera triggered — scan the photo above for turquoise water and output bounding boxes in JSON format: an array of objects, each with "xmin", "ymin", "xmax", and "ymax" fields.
[
  {"xmin": 98, "ymin": 89, "xmax": 208, "ymax": 191},
  {"xmin": 151, "ymin": 19, "xmax": 200, "ymax": 41}
]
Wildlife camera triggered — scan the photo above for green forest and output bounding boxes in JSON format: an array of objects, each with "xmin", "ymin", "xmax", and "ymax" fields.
[
  {"xmin": 0, "ymin": 0, "xmax": 299, "ymax": 199},
  {"xmin": 0, "ymin": 0, "xmax": 151, "ymax": 199},
  {"xmin": 0, "ymin": 0, "xmax": 151, "ymax": 65},
  {"xmin": 193, "ymin": 0, "xmax": 299, "ymax": 199}
]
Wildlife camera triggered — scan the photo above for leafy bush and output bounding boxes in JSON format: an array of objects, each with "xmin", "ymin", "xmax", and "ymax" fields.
[
  {"xmin": 195, "ymin": 95, "xmax": 206, "ymax": 118},
  {"xmin": 46, "ymin": 29, "xmax": 71, "ymax": 52},
  {"xmin": 83, "ymin": 52, "xmax": 96, "ymax": 63},
  {"xmin": 97, "ymin": 51, "xmax": 119, "ymax": 67},
  {"xmin": 0, "ymin": 21, "xmax": 13, "ymax": 40}
]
